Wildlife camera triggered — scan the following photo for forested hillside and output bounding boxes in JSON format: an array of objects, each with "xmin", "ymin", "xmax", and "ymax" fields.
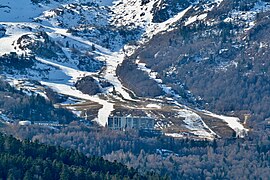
[
  {"xmin": 0, "ymin": 78, "xmax": 75, "ymax": 124},
  {"xmin": 0, "ymin": 132, "xmax": 163, "ymax": 179},
  {"xmin": 1, "ymin": 124, "xmax": 270, "ymax": 179}
]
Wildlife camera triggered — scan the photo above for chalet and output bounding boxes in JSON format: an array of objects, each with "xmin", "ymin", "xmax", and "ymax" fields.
[{"xmin": 108, "ymin": 115, "xmax": 155, "ymax": 130}]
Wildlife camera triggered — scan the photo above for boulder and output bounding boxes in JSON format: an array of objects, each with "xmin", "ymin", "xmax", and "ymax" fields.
[{"xmin": 0, "ymin": 25, "xmax": 6, "ymax": 38}]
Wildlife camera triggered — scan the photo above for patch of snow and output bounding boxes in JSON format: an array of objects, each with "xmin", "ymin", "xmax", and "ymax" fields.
[
  {"xmin": 111, "ymin": 0, "xmax": 191, "ymax": 44},
  {"xmin": 165, "ymin": 133, "xmax": 184, "ymax": 138},
  {"xmin": 215, "ymin": 0, "xmax": 224, "ymax": 7},
  {"xmin": 61, "ymin": 97, "xmax": 81, "ymax": 105},
  {"xmin": 0, "ymin": 27, "xmax": 26, "ymax": 55},
  {"xmin": 224, "ymin": 1, "xmax": 270, "ymax": 31},
  {"xmin": 178, "ymin": 109, "xmax": 216, "ymax": 139},
  {"xmin": 155, "ymin": 120, "xmax": 172, "ymax": 129},
  {"xmin": 0, "ymin": 0, "xmax": 43, "ymax": 22},
  {"xmin": 150, "ymin": 6, "xmax": 192, "ymax": 36},
  {"xmin": 33, "ymin": 52, "xmax": 116, "ymax": 126},
  {"xmin": 146, "ymin": 104, "xmax": 161, "ymax": 109},
  {"xmin": 135, "ymin": 59, "xmax": 180, "ymax": 98},
  {"xmin": 35, "ymin": 57, "xmax": 93, "ymax": 84},
  {"xmin": 41, "ymin": 81, "xmax": 114, "ymax": 126},
  {"xmin": 96, "ymin": 51, "xmax": 137, "ymax": 101},
  {"xmin": 0, "ymin": 0, "xmax": 113, "ymax": 22},
  {"xmin": 205, "ymin": 111, "xmax": 248, "ymax": 138},
  {"xmin": 185, "ymin": 13, "xmax": 207, "ymax": 26}
]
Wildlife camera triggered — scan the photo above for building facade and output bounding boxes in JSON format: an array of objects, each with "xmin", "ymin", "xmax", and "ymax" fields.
[{"xmin": 108, "ymin": 116, "xmax": 155, "ymax": 130}]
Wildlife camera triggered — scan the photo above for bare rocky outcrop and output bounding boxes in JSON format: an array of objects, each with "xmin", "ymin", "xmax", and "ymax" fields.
[
  {"xmin": 117, "ymin": 60, "xmax": 164, "ymax": 97},
  {"xmin": 75, "ymin": 76, "xmax": 101, "ymax": 95},
  {"xmin": 0, "ymin": 25, "xmax": 6, "ymax": 38}
]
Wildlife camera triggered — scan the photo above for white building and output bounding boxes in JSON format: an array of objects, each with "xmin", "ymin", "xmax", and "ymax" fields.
[
  {"xmin": 108, "ymin": 115, "xmax": 155, "ymax": 130},
  {"xmin": 18, "ymin": 121, "xmax": 31, "ymax": 126}
]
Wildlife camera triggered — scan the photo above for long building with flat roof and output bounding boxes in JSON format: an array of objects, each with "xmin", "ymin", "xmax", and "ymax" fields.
[{"xmin": 108, "ymin": 115, "xmax": 155, "ymax": 130}]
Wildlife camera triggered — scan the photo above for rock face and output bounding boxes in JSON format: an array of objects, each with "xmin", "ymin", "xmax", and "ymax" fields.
[
  {"xmin": 75, "ymin": 76, "xmax": 101, "ymax": 96},
  {"xmin": 117, "ymin": 60, "xmax": 164, "ymax": 98},
  {"xmin": 0, "ymin": 25, "xmax": 6, "ymax": 38}
]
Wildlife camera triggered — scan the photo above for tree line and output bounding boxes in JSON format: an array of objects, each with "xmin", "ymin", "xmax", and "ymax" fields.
[
  {"xmin": 0, "ymin": 132, "xmax": 164, "ymax": 179},
  {"xmin": 2, "ymin": 124, "xmax": 270, "ymax": 179}
]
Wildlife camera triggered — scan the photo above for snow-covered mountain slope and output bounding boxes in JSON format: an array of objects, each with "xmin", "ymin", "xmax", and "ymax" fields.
[
  {"xmin": 0, "ymin": 0, "xmax": 113, "ymax": 22},
  {"xmin": 118, "ymin": 0, "xmax": 270, "ymax": 135},
  {"xmin": 0, "ymin": 0, "xmax": 254, "ymax": 139}
]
